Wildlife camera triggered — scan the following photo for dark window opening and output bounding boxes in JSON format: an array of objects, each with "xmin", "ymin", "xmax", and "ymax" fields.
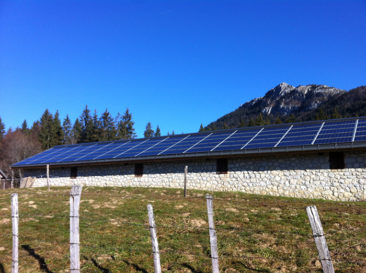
[
  {"xmin": 135, "ymin": 163, "xmax": 144, "ymax": 177},
  {"xmin": 216, "ymin": 158, "xmax": 228, "ymax": 174},
  {"xmin": 70, "ymin": 167, "xmax": 78, "ymax": 179},
  {"xmin": 329, "ymin": 152, "xmax": 345, "ymax": 169}
]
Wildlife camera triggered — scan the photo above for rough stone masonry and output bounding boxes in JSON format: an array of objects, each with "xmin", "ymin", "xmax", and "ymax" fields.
[{"xmin": 23, "ymin": 151, "xmax": 366, "ymax": 201}]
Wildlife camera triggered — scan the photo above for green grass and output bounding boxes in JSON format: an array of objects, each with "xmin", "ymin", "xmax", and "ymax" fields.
[{"xmin": 0, "ymin": 187, "xmax": 365, "ymax": 272}]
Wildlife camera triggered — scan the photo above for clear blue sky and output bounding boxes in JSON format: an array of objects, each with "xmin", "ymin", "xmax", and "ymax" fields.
[{"xmin": 1, "ymin": 0, "xmax": 365, "ymax": 137}]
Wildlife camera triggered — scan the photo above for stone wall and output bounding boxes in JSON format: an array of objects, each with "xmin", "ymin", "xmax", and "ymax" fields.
[{"xmin": 23, "ymin": 151, "xmax": 366, "ymax": 201}]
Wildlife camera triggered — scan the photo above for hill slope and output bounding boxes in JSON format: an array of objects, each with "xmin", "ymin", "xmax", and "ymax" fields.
[{"xmin": 204, "ymin": 83, "xmax": 366, "ymax": 130}]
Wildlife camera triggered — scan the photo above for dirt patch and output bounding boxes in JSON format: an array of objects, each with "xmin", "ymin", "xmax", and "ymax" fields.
[
  {"xmin": 190, "ymin": 218, "xmax": 207, "ymax": 227},
  {"xmin": 225, "ymin": 207, "xmax": 239, "ymax": 213},
  {"xmin": 0, "ymin": 218, "xmax": 10, "ymax": 225}
]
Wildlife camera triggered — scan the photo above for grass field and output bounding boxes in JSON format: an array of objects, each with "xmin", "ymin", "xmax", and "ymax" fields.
[{"xmin": 0, "ymin": 187, "xmax": 365, "ymax": 273}]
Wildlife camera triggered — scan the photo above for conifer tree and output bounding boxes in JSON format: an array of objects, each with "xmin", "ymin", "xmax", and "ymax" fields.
[
  {"xmin": 100, "ymin": 109, "xmax": 116, "ymax": 141},
  {"xmin": 144, "ymin": 122, "xmax": 154, "ymax": 138},
  {"xmin": 63, "ymin": 115, "xmax": 73, "ymax": 144},
  {"xmin": 155, "ymin": 125, "xmax": 161, "ymax": 137},
  {"xmin": 21, "ymin": 120, "xmax": 29, "ymax": 134},
  {"xmin": 199, "ymin": 124, "xmax": 204, "ymax": 132},
  {"xmin": 72, "ymin": 119, "xmax": 82, "ymax": 144},
  {"xmin": 90, "ymin": 110, "xmax": 101, "ymax": 142},
  {"xmin": 53, "ymin": 111, "xmax": 64, "ymax": 146},
  {"xmin": 0, "ymin": 117, "xmax": 5, "ymax": 140},
  {"xmin": 39, "ymin": 109, "xmax": 54, "ymax": 149},
  {"xmin": 116, "ymin": 109, "xmax": 136, "ymax": 139},
  {"xmin": 80, "ymin": 105, "xmax": 94, "ymax": 142}
]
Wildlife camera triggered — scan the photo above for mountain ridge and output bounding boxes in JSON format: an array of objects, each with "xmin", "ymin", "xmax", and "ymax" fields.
[{"xmin": 203, "ymin": 83, "xmax": 365, "ymax": 131}]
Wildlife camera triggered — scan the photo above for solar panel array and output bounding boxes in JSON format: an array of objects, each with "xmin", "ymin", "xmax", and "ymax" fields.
[{"xmin": 13, "ymin": 117, "xmax": 366, "ymax": 167}]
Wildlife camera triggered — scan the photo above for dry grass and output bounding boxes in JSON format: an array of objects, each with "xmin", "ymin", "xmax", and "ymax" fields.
[{"xmin": 0, "ymin": 187, "xmax": 365, "ymax": 272}]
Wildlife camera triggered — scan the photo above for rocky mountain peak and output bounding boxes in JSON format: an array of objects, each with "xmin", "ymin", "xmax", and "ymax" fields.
[{"xmin": 204, "ymin": 83, "xmax": 351, "ymax": 131}]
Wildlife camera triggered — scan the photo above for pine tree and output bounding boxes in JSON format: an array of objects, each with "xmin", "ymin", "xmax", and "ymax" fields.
[
  {"xmin": 39, "ymin": 109, "xmax": 54, "ymax": 149},
  {"xmin": 53, "ymin": 111, "xmax": 64, "ymax": 146},
  {"xmin": 116, "ymin": 109, "xmax": 136, "ymax": 139},
  {"xmin": 72, "ymin": 119, "xmax": 82, "ymax": 144},
  {"xmin": 144, "ymin": 122, "xmax": 154, "ymax": 138},
  {"xmin": 100, "ymin": 109, "xmax": 116, "ymax": 141},
  {"xmin": 0, "ymin": 117, "xmax": 5, "ymax": 140},
  {"xmin": 90, "ymin": 110, "xmax": 101, "ymax": 142},
  {"xmin": 63, "ymin": 115, "xmax": 73, "ymax": 144},
  {"xmin": 21, "ymin": 120, "xmax": 29, "ymax": 134},
  {"xmin": 155, "ymin": 125, "xmax": 161, "ymax": 137},
  {"xmin": 80, "ymin": 105, "xmax": 94, "ymax": 142},
  {"xmin": 199, "ymin": 124, "xmax": 204, "ymax": 132}
]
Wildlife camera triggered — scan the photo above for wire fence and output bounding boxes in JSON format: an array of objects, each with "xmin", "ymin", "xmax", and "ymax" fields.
[{"xmin": 0, "ymin": 186, "xmax": 364, "ymax": 273}]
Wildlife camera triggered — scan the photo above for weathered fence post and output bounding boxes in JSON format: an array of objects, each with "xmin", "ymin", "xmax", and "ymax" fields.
[
  {"xmin": 11, "ymin": 169, "xmax": 14, "ymax": 189},
  {"xmin": 11, "ymin": 193, "xmax": 19, "ymax": 273},
  {"xmin": 206, "ymin": 194, "xmax": 219, "ymax": 273},
  {"xmin": 184, "ymin": 165, "xmax": 188, "ymax": 197},
  {"xmin": 306, "ymin": 206, "xmax": 335, "ymax": 273},
  {"xmin": 70, "ymin": 185, "xmax": 82, "ymax": 273},
  {"xmin": 147, "ymin": 204, "xmax": 161, "ymax": 273},
  {"xmin": 46, "ymin": 164, "xmax": 50, "ymax": 191}
]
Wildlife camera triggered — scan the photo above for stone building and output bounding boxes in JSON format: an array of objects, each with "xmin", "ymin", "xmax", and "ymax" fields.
[{"xmin": 13, "ymin": 117, "xmax": 366, "ymax": 201}]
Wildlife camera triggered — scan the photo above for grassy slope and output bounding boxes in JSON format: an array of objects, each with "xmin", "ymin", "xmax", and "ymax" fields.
[{"xmin": 0, "ymin": 187, "xmax": 365, "ymax": 273}]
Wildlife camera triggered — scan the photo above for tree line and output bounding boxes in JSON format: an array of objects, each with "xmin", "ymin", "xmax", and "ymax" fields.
[{"xmin": 0, "ymin": 106, "xmax": 162, "ymax": 176}]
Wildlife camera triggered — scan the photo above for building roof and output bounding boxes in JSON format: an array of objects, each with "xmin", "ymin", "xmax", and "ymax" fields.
[{"xmin": 12, "ymin": 116, "xmax": 366, "ymax": 168}]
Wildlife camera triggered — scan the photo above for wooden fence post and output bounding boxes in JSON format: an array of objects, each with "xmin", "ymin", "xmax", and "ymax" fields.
[
  {"xmin": 306, "ymin": 206, "xmax": 335, "ymax": 273},
  {"xmin": 206, "ymin": 194, "xmax": 219, "ymax": 273},
  {"xmin": 184, "ymin": 165, "xmax": 188, "ymax": 197},
  {"xmin": 147, "ymin": 204, "xmax": 161, "ymax": 273},
  {"xmin": 46, "ymin": 164, "xmax": 50, "ymax": 191},
  {"xmin": 70, "ymin": 185, "xmax": 82, "ymax": 273},
  {"xmin": 11, "ymin": 193, "xmax": 19, "ymax": 273},
  {"xmin": 11, "ymin": 169, "xmax": 14, "ymax": 189}
]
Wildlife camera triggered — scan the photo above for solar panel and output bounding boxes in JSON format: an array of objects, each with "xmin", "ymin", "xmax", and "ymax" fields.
[
  {"xmin": 213, "ymin": 128, "xmax": 261, "ymax": 152},
  {"xmin": 314, "ymin": 120, "xmax": 355, "ymax": 145},
  {"xmin": 138, "ymin": 136, "xmax": 186, "ymax": 157},
  {"xmin": 245, "ymin": 126, "xmax": 290, "ymax": 149},
  {"xmin": 186, "ymin": 131, "xmax": 235, "ymax": 153},
  {"xmin": 160, "ymin": 133, "xmax": 211, "ymax": 155},
  {"xmin": 12, "ymin": 117, "xmax": 366, "ymax": 167}
]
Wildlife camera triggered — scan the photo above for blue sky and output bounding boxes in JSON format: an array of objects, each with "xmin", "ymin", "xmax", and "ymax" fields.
[{"xmin": 1, "ymin": 0, "xmax": 365, "ymax": 137}]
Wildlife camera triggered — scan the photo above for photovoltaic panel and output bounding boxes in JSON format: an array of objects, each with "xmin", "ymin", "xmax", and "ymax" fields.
[
  {"xmin": 160, "ymin": 133, "xmax": 211, "ymax": 155},
  {"xmin": 213, "ymin": 128, "xmax": 261, "ymax": 152},
  {"xmin": 186, "ymin": 131, "xmax": 235, "ymax": 153},
  {"xmin": 77, "ymin": 141, "xmax": 128, "ymax": 161},
  {"xmin": 53, "ymin": 144, "xmax": 98, "ymax": 163},
  {"xmin": 245, "ymin": 126, "xmax": 290, "ymax": 149},
  {"xmin": 355, "ymin": 118, "xmax": 366, "ymax": 142},
  {"xmin": 36, "ymin": 145, "xmax": 82, "ymax": 164},
  {"xmin": 278, "ymin": 123, "xmax": 322, "ymax": 147},
  {"xmin": 94, "ymin": 139, "xmax": 147, "ymax": 160},
  {"xmin": 13, "ymin": 147, "xmax": 58, "ymax": 166},
  {"xmin": 314, "ymin": 120, "xmax": 355, "ymax": 145},
  {"xmin": 115, "ymin": 138, "xmax": 168, "ymax": 158},
  {"xmin": 138, "ymin": 136, "xmax": 187, "ymax": 157}
]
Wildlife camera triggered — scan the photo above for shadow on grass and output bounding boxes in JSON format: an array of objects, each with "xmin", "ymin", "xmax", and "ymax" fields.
[
  {"xmin": 91, "ymin": 258, "xmax": 112, "ymax": 273},
  {"xmin": 122, "ymin": 259, "xmax": 148, "ymax": 273},
  {"xmin": 232, "ymin": 261, "xmax": 271, "ymax": 272},
  {"xmin": 0, "ymin": 263, "xmax": 5, "ymax": 273},
  {"xmin": 181, "ymin": 262, "xmax": 203, "ymax": 273},
  {"xmin": 21, "ymin": 245, "xmax": 54, "ymax": 273}
]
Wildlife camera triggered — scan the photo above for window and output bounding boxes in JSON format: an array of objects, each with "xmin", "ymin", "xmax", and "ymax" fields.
[
  {"xmin": 216, "ymin": 158, "xmax": 228, "ymax": 174},
  {"xmin": 70, "ymin": 167, "xmax": 78, "ymax": 179},
  {"xmin": 329, "ymin": 152, "xmax": 345, "ymax": 169},
  {"xmin": 135, "ymin": 163, "xmax": 144, "ymax": 177}
]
